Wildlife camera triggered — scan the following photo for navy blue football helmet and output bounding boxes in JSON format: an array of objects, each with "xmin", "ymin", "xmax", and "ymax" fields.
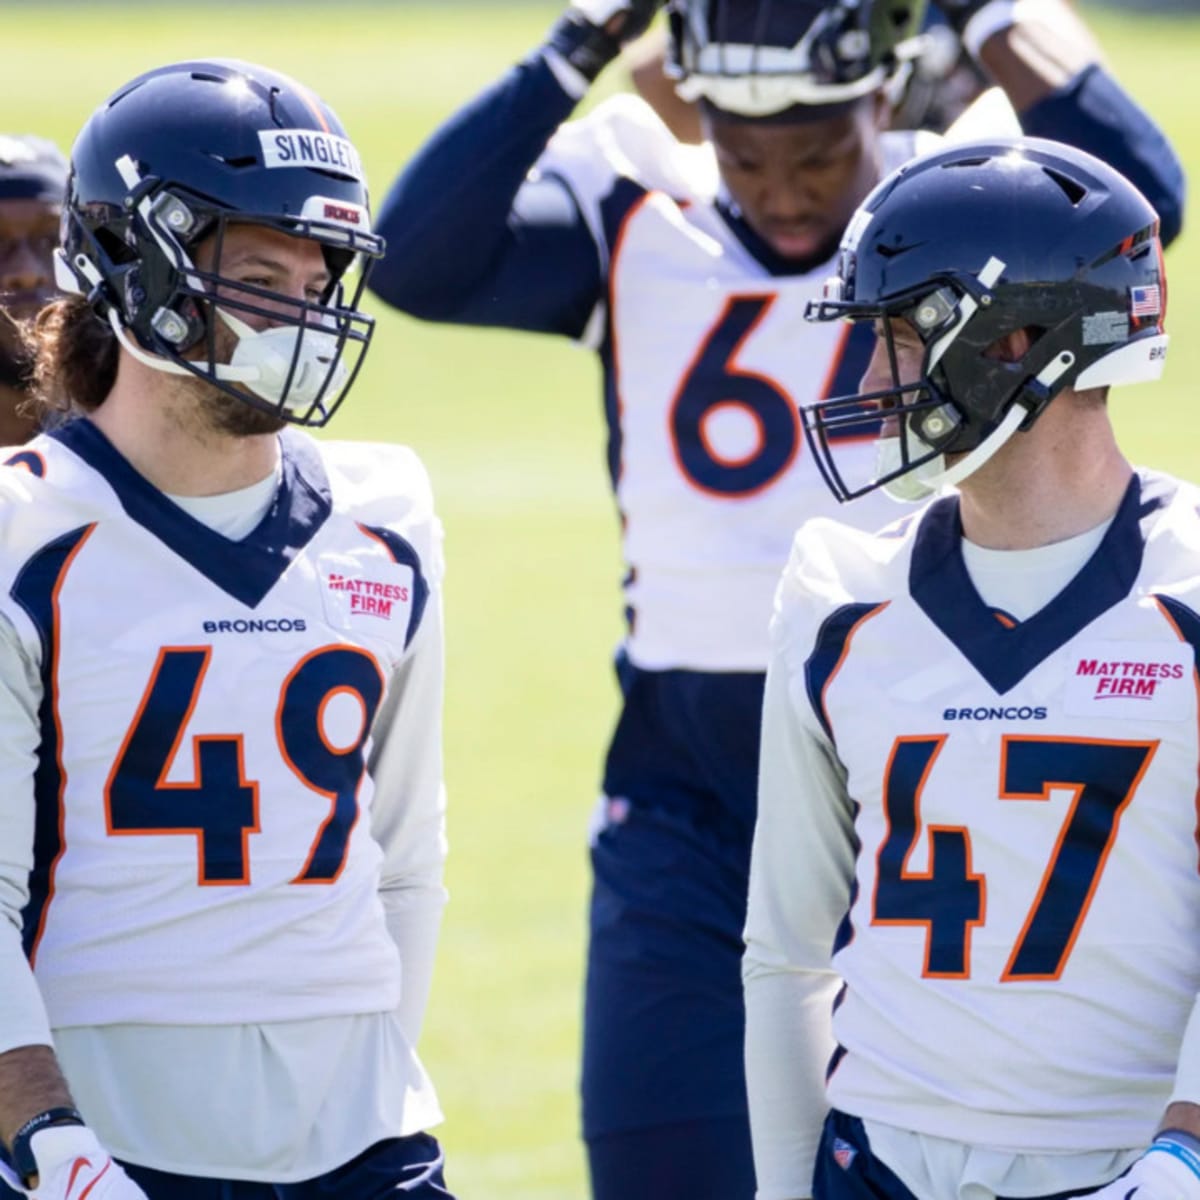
[
  {"xmin": 0, "ymin": 134, "xmax": 69, "ymax": 392},
  {"xmin": 803, "ymin": 137, "xmax": 1168, "ymax": 501},
  {"xmin": 56, "ymin": 59, "xmax": 384, "ymax": 427},
  {"xmin": 666, "ymin": 0, "xmax": 927, "ymax": 118}
]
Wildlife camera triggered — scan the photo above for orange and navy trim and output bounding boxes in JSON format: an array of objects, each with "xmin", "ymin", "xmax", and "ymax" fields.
[
  {"xmin": 601, "ymin": 178, "xmax": 657, "ymax": 490},
  {"xmin": 804, "ymin": 602, "xmax": 890, "ymax": 742},
  {"xmin": 357, "ymin": 523, "xmax": 429, "ymax": 648},
  {"xmin": 3, "ymin": 449, "xmax": 46, "ymax": 477},
  {"xmin": 1153, "ymin": 592, "xmax": 1200, "ymax": 871},
  {"xmin": 10, "ymin": 523, "xmax": 96, "ymax": 962}
]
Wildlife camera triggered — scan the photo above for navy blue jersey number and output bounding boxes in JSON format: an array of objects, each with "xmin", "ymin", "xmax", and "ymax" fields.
[
  {"xmin": 872, "ymin": 734, "xmax": 1157, "ymax": 980},
  {"xmin": 277, "ymin": 647, "xmax": 385, "ymax": 883},
  {"xmin": 873, "ymin": 735, "xmax": 983, "ymax": 977},
  {"xmin": 107, "ymin": 644, "xmax": 385, "ymax": 886},
  {"xmin": 668, "ymin": 295, "xmax": 800, "ymax": 497}
]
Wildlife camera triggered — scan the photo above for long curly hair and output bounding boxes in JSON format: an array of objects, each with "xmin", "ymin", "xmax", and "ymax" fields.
[{"xmin": 25, "ymin": 295, "xmax": 118, "ymax": 418}]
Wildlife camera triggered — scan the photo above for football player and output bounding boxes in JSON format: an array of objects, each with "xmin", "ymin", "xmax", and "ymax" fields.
[
  {"xmin": 748, "ymin": 136, "xmax": 1197, "ymax": 1200},
  {"xmin": 0, "ymin": 135, "xmax": 66, "ymax": 445},
  {"xmin": 0, "ymin": 60, "xmax": 455, "ymax": 1199},
  {"xmin": 368, "ymin": 2, "xmax": 1185, "ymax": 1197}
]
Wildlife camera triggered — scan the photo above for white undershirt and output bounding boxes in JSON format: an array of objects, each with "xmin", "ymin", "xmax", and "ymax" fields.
[
  {"xmin": 961, "ymin": 519, "xmax": 1112, "ymax": 622},
  {"xmin": 165, "ymin": 463, "xmax": 281, "ymax": 541}
]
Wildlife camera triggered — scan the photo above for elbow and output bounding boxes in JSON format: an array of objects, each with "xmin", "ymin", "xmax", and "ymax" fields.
[
  {"xmin": 367, "ymin": 256, "xmax": 466, "ymax": 323},
  {"xmin": 1157, "ymin": 180, "xmax": 1186, "ymax": 251}
]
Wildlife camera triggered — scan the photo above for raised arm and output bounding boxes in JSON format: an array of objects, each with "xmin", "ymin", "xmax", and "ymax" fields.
[
  {"xmin": 936, "ymin": 0, "xmax": 1185, "ymax": 245},
  {"xmin": 369, "ymin": 1, "xmax": 662, "ymax": 337}
]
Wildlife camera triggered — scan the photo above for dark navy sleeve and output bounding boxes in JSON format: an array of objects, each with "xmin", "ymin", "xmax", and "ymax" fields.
[
  {"xmin": 369, "ymin": 53, "xmax": 606, "ymax": 339},
  {"xmin": 1020, "ymin": 65, "xmax": 1185, "ymax": 248}
]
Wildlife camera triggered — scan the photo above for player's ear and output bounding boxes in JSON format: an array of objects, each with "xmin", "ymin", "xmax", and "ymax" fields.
[{"xmin": 983, "ymin": 327, "xmax": 1037, "ymax": 364}]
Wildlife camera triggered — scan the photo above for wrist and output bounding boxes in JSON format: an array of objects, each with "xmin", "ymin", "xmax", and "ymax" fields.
[
  {"xmin": 960, "ymin": 0, "xmax": 1017, "ymax": 59},
  {"xmin": 9, "ymin": 1107, "xmax": 86, "ymax": 1187},
  {"xmin": 1153, "ymin": 1128, "xmax": 1200, "ymax": 1177},
  {"xmin": 545, "ymin": 10, "xmax": 621, "ymax": 85}
]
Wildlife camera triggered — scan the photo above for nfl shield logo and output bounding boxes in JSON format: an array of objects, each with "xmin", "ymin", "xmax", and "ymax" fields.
[{"xmin": 832, "ymin": 1137, "xmax": 858, "ymax": 1170}]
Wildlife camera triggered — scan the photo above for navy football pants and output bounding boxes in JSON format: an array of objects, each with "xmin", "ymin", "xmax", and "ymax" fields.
[{"xmin": 583, "ymin": 660, "xmax": 764, "ymax": 1200}]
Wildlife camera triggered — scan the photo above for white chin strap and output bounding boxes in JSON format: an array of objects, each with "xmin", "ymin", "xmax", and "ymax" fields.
[
  {"xmin": 878, "ymin": 349, "xmax": 1077, "ymax": 503},
  {"xmin": 106, "ymin": 307, "xmax": 348, "ymax": 413},
  {"xmin": 877, "ymin": 403, "xmax": 1026, "ymax": 503}
]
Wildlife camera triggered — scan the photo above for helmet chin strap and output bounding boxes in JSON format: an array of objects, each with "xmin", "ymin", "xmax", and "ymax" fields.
[
  {"xmin": 879, "ymin": 350, "xmax": 1076, "ymax": 502},
  {"xmin": 106, "ymin": 296, "xmax": 348, "ymax": 414},
  {"xmin": 106, "ymin": 310, "xmax": 258, "ymax": 383}
]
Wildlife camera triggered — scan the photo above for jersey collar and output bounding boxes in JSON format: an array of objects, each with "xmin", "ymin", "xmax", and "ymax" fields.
[
  {"xmin": 909, "ymin": 470, "xmax": 1175, "ymax": 694},
  {"xmin": 50, "ymin": 419, "xmax": 332, "ymax": 608}
]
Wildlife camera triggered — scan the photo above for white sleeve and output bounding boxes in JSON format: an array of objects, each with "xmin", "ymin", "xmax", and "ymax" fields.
[
  {"xmin": 1169, "ymin": 993, "xmax": 1200, "ymax": 1111},
  {"xmin": 744, "ymin": 600, "xmax": 858, "ymax": 1200},
  {"xmin": 367, "ymin": 522, "xmax": 448, "ymax": 1050},
  {"xmin": 0, "ymin": 609, "xmax": 55, "ymax": 1054}
]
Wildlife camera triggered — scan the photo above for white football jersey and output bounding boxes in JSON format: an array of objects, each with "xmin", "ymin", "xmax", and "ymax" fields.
[
  {"xmin": 748, "ymin": 471, "xmax": 1200, "ymax": 1166},
  {"xmin": 539, "ymin": 97, "xmax": 939, "ymax": 671},
  {"xmin": 0, "ymin": 423, "xmax": 440, "ymax": 1031}
]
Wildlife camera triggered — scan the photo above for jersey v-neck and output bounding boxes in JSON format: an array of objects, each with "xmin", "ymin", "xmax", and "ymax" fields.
[
  {"xmin": 166, "ymin": 462, "xmax": 282, "ymax": 542},
  {"xmin": 909, "ymin": 471, "xmax": 1175, "ymax": 694},
  {"xmin": 50, "ymin": 420, "xmax": 332, "ymax": 609},
  {"xmin": 961, "ymin": 519, "xmax": 1111, "ymax": 624}
]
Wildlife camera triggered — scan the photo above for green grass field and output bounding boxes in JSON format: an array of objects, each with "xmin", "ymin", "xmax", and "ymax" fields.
[{"xmin": 5, "ymin": 3, "xmax": 1198, "ymax": 1195}]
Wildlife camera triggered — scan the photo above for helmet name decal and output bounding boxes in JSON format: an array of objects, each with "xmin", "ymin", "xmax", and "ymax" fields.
[{"xmin": 258, "ymin": 130, "xmax": 363, "ymax": 181}]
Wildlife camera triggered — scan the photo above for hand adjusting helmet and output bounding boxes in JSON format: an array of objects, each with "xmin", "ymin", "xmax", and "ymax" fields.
[
  {"xmin": 803, "ymin": 136, "xmax": 1168, "ymax": 501},
  {"xmin": 56, "ymin": 58, "xmax": 384, "ymax": 427},
  {"xmin": 666, "ymin": 0, "xmax": 927, "ymax": 118}
]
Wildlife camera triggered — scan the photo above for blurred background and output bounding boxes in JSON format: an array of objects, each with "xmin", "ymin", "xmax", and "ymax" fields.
[{"xmin": 5, "ymin": 2, "xmax": 1197, "ymax": 1196}]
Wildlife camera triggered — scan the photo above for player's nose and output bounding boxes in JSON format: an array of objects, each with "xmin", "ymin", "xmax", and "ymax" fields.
[
  {"xmin": 859, "ymin": 335, "xmax": 891, "ymax": 395},
  {"xmin": 0, "ymin": 238, "xmax": 52, "ymax": 292}
]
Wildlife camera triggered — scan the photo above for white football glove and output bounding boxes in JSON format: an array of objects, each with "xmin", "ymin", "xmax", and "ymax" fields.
[
  {"xmin": 546, "ymin": 0, "xmax": 662, "ymax": 85},
  {"xmin": 1086, "ymin": 1133, "xmax": 1200, "ymax": 1200},
  {"xmin": 571, "ymin": 0, "xmax": 660, "ymax": 34},
  {"xmin": 0, "ymin": 1126, "xmax": 150, "ymax": 1200}
]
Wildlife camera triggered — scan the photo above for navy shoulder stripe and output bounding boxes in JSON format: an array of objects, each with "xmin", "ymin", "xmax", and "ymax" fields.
[{"xmin": 804, "ymin": 602, "xmax": 887, "ymax": 742}]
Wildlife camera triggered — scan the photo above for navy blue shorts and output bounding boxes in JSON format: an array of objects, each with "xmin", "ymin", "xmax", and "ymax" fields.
[
  {"xmin": 582, "ymin": 657, "xmax": 763, "ymax": 1198},
  {"xmin": 1, "ymin": 1133, "xmax": 454, "ymax": 1200},
  {"xmin": 814, "ymin": 1111, "xmax": 920, "ymax": 1200}
]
